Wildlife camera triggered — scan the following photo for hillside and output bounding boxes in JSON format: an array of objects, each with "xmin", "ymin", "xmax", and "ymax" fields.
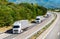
[{"xmin": 0, "ymin": 0, "xmax": 47, "ymax": 27}]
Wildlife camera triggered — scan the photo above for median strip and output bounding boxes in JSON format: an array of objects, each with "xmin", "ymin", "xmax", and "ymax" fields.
[{"xmin": 29, "ymin": 13, "xmax": 57, "ymax": 39}]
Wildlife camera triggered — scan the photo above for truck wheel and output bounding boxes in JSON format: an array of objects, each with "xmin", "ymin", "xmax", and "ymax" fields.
[{"xmin": 21, "ymin": 30, "xmax": 23, "ymax": 32}]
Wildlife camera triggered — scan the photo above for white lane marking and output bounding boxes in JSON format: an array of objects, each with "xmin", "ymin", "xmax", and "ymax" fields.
[
  {"xmin": 58, "ymin": 32, "xmax": 60, "ymax": 36},
  {"xmin": 0, "ymin": 33, "xmax": 12, "ymax": 39}
]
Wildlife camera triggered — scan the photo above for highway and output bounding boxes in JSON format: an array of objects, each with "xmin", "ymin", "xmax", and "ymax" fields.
[
  {"xmin": 12, "ymin": 12, "xmax": 54, "ymax": 39},
  {"xmin": 0, "ymin": 11, "xmax": 54, "ymax": 39},
  {"xmin": 37, "ymin": 12, "xmax": 60, "ymax": 39},
  {"xmin": 44, "ymin": 12, "xmax": 60, "ymax": 39}
]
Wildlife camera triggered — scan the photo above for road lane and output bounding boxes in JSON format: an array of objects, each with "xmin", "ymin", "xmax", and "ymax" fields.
[
  {"xmin": 0, "ymin": 23, "xmax": 35, "ymax": 39},
  {"xmin": 44, "ymin": 13, "xmax": 60, "ymax": 39},
  {"xmin": 4, "ymin": 24, "xmax": 37, "ymax": 39}
]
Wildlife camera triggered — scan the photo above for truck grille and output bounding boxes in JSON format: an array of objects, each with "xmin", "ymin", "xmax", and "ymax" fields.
[{"xmin": 14, "ymin": 30, "xmax": 18, "ymax": 33}]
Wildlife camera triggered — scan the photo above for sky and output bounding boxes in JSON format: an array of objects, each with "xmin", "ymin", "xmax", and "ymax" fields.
[{"xmin": 8, "ymin": 0, "xmax": 60, "ymax": 8}]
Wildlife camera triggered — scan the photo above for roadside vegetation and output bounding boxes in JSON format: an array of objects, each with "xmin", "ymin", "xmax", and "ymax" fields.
[
  {"xmin": 48, "ymin": 8, "xmax": 60, "ymax": 12},
  {"xmin": 0, "ymin": 0, "xmax": 47, "ymax": 27}
]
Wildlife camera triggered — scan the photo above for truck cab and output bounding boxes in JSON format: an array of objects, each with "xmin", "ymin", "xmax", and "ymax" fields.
[
  {"xmin": 35, "ymin": 18, "xmax": 41, "ymax": 23},
  {"xmin": 35, "ymin": 16, "xmax": 45, "ymax": 23},
  {"xmin": 13, "ymin": 21, "xmax": 21, "ymax": 34},
  {"xmin": 35, "ymin": 16, "xmax": 42, "ymax": 23}
]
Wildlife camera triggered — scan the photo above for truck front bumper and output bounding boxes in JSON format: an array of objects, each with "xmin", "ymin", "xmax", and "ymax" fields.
[{"xmin": 13, "ymin": 30, "xmax": 20, "ymax": 34}]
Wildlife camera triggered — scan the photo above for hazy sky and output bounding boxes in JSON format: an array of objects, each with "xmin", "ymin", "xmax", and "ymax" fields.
[{"xmin": 8, "ymin": 0, "xmax": 60, "ymax": 8}]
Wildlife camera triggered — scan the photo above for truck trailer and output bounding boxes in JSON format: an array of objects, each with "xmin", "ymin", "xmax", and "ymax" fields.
[{"xmin": 13, "ymin": 20, "xmax": 30, "ymax": 33}]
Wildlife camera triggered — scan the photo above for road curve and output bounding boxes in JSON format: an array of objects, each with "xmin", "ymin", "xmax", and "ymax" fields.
[
  {"xmin": 37, "ymin": 12, "xmax": 60, "ymax": 39},
  {"xmin": 45, "ymin": 12, "xmax": 60, "ymax": 39}
]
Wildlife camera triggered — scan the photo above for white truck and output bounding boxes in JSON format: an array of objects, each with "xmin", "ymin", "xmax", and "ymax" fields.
[
  {"xmin": 44, "ymin": 12, "xmax": 51, "ymax": 18},
  {"xmin": 13, "ymin": 20, "xmax": 30, "ymax": 33},
  {"xmin": 35, "ymin": 16, "xmax": 45, "ymax": 23}
]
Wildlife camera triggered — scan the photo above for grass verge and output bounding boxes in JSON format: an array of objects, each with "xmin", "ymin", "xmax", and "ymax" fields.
[{"xmin": 0, "ymin": 26, "xmax": 12, "ymax": 33}]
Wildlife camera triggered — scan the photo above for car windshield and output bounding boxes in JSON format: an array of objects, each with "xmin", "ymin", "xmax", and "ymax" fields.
[
  {"xmin": 36, "ymin": 18, "xmax": 40, "ymax": 20},
  {"xmin": 13, "ymin": 26, "xmax": 20, "ymax": 28}
]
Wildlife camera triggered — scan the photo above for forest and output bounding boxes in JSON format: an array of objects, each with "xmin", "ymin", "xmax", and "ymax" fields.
[{"xmin": 0, "ymin": 0, "xmax": 47, "ymax": 27}]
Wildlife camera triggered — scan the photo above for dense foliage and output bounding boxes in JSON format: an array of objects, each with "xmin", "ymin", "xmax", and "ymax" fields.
[{"xmin": 0, "ymin": 0, "xmax": 47, "ymax": 27}]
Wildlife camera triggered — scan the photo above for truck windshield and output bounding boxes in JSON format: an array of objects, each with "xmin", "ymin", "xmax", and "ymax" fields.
[
  {"xmin": 36, "ymin": 18, "xmax": 40, "ymax": 20},
  {"xmin": 13, "ymin": 26, "xmax": 20, "ymax": 28}
]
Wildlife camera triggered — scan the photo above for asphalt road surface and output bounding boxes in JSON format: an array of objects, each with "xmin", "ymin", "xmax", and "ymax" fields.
[{"xmin": 44, "ymin": 12, "xmax": 60, "ymax": 39}]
